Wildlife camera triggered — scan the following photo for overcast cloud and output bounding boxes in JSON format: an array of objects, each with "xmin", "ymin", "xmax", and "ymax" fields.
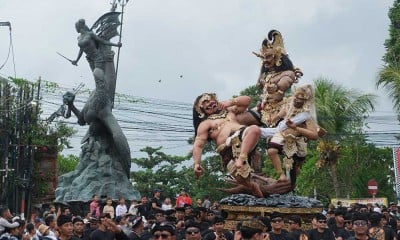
[
  {"xmin": 0, "ymin": 1, "xmax": 398, "ymax": 156},
  {"xmin": 0, "ymin": 0, "xmax": 394, "ymax": 110}
]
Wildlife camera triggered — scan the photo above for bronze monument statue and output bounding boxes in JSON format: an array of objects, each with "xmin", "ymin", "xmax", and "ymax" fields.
[{"xmin": 55, "ymin": 1, "xmax": 140, "ymax": 202}]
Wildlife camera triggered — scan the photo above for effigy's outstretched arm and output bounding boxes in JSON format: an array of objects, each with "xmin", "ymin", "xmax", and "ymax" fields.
[{"xmin": 63, "ymin": 92, "xmax": 86, "ymax": 125}]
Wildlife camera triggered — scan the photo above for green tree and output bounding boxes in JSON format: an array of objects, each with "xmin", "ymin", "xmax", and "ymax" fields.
[
  {"xmin": 378, "ymin": 0, "xmax": 400, "ymax": 114},
  {"xmin": 383, "ymin": 0, "xmax": 400, "ymax": 65},
  {"xmin": 377, "ymin": 63, "xmax": 400, "ymax": 113},
  {"xmin": 131, "ymin": 146, "xmax": 190, "ymax": 198},
  {"xmin": 58, "ymin": 154, "xmax": 79, "ymax": 175},
  {"xmin": 297, "ymin": 134, "xmax": 395, "ymax": 202},
  {"xmin": 314, "ymin": 78, "xmax": 376, "ymax": 197}
]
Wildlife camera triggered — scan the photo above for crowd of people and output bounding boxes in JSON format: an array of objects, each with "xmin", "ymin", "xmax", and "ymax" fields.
[{"xmin": 2, "ymin": 195, "xmax": 400, "ymax": 240}]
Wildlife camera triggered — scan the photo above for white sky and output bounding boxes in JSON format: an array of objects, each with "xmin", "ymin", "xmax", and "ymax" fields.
[
  {"xmin": 0, "ymin": 0, "xmax": 395, "ymax": 110},
  {"xmin": 0, "ymin": 0, "xmax": 398, "ymax": 155}
]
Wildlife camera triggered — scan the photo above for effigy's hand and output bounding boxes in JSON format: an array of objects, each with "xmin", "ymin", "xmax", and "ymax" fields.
[
  {"xmin": 117, "ymin": 42, "xmax": 122, "ymax": 47},
  {"xmin": 71, "ymin": 60, "xmax": 78, "ymax": 66},
  {"xmin": 285, "ymin": 119, "xmax": 296, "ymax": 130},
  {"xmin": 194, "ymin": 163, "xmax": 204, "ymax": 179},
  {"xmin": 219, "ymin": 101, "xmax": 230, "ymax": 110}
]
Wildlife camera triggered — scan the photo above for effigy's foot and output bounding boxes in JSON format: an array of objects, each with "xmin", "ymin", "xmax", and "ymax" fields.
[
  {"xmin": 317, "ymin": 127, "xmax": 327, "ymax": 138},
  {"xmin": 278, "ymin": 173, "xmax": 288, "ymax": 182},
  {"xmin": 235, "ymin": 159, "xmax": 244, "ymax": 169},
  {"xmin": 235, "ymin": 153, "xmax": 249, "ymax": 169}
]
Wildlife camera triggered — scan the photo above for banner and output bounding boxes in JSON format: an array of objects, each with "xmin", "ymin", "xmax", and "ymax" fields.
[
  {"xmin": 393, "ymin": 147, "xmax": 400, "ymax": 198},
  {"xmin": 331, "ymin": 198, "xmax": 388, "ymax": 207}
]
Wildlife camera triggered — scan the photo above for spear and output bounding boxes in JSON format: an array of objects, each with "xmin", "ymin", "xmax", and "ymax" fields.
[{"xmin": 115, "ymin": 0, "xmax": 129, "ymax": 79}]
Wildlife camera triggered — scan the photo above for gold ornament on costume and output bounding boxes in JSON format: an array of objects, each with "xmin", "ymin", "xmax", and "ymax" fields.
[
  {"xmin": 253, "ymin": 30, "xmax": 287, "ymax": 67},
  {"xmin": 294, "ymin": 84, "xmax": 313, "ymax": 100},
  {"xmin": 194, "ymin": 93, "xmax": 217, "ymax": 119}
]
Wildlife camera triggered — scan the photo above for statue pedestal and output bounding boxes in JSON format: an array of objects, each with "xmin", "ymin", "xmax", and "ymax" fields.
[
  {"xmin": 219, "ymin": 194, "xmax": 323, "ymax": 230},
  {"xmin": 220, "ymin": 204, "xmax": 322, "ymax": 230},
  {"xmin": 55, "ymin": 133, "xmax": 140, "ymax": 202}
]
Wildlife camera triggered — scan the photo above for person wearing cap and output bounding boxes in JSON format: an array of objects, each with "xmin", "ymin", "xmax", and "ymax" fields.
[
  {"xmin": 264, "ymin": 212, "xmax": 291, "ymax": 240},
  {"xmin": 89, "ymin": 213, "xmax": 129, "ymax": 240},
  {"xmin": 151, "ymin": 190, "xmax": 163, "ymax": 214},
  {"xmin": 154, "ymin": 210, "xmax": 166, "ymax": 224},
  {"xmin": 38, "ymin": 224, "xmax": 52, "ymax": 239},
  {"xmin": 184, "ymin": 221, "xmax": 202, "ymax": 240},
  {"xmin": 175, "ymin": 189, "xmax": 192, "ymax": 209},
  {"xmin": 151, "ymin": 222, "xmax": 175, "ymax": 240},
  {"xmin": 83, "ymin": 216, "xmax": 99, "ymax": 239},
  {"xmin": 203, "ymin": 217, "xmax": 233, "ymax": 240},
  {"xmin": 239, "ymin": 219, "xmax": 265, "ymax": 240},
  {"xmin": 337, "ymin": 213, "xmax": 354, "ymax": 240},
  {"xmin": 287, "ymin": 215, "xmax": 308, "ymax": 240},
  {"xmin": 0, "ymin": 220, "xmax": 20, "ymax": 240},
  {"xmin": 205, "ymin": 210, "xmax": 216, "ymax": 225},
  {"xmin": 128, "ymin": 216, "xmax": 144, "ymax": 240},
  {"xmin": 0, "ymin": 207, "xmax": 19, "ymax": 235},
  {"xmin": 72, "ymin": 217, "xmax": 85, "ymax": 239},
  {"xmin": 308, "ymin": 213, "xmax": 335, "ymax": 240}
]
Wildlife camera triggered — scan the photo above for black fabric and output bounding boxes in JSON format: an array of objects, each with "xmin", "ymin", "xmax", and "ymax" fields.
[{"xmin": 308, "ymin": 229, "xmax": 336, "ymax": 240}]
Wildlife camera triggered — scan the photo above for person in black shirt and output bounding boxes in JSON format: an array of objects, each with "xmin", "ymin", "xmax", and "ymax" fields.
[
  {"xmin": 288, "ymin": 215, "xmax": 308, "ymax": 240},
  {"xmin": 308, "ymin": 213, "xmax": 335, "ymax": 240},
  {"xmin": 151, "ymin": 190, "xmax": 163, "ymax": 214},
  {"xmin": 89, "ymin": 213, "xmax": 128, "ymax": 240},
  {"xmin": 203, "ymin": 217, "xmax": 233, "ymax": 240},
  {"xmin": 137, "ymin": 196, "xmax": 151, "ymax": 219},
  {"xmin": 128, "ymin": 216, "xmax": 144, "ymax": 240},
  {"xmin": 264, "ymin": 212, "xmax": 291, "ymax": 240},
  {"xmin": 349, "ymin": 213, "xmax": 370, "ymax": 240},
  {"xmin": 337, "ymin": 213, "xmax": 354, "ymax": 240},
  {"xmin": 329, "ymin": 208, "xmax": 347, "ymax": 237}
]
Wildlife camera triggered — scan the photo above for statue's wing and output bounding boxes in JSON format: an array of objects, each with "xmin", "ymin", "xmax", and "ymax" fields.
[{"xmin": 90, "ymin": 11, "xmax": 121, "ymax": 41}]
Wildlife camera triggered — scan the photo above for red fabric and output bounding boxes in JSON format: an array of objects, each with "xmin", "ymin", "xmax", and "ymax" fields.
[{"xmin": 176, "ymin": 195, "xmax": 192, "ymax": 207}]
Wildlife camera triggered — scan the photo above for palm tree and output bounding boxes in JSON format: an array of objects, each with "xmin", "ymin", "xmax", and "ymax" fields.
[
  {"xmin": 314, "ymin": 78, "xmax": 376, "ymax": 197},
  {"xmin": 376, "ymin": 62, "xmax": 400, "ymax": 113}
]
